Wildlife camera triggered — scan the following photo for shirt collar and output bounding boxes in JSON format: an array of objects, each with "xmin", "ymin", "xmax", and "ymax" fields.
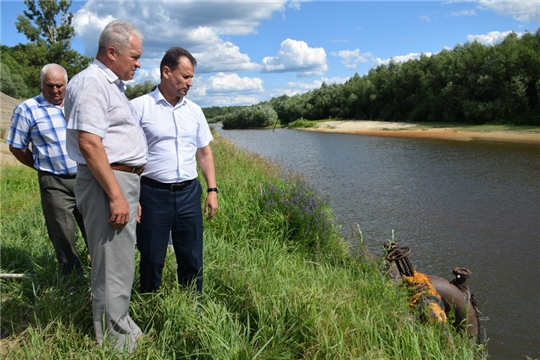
[
  {"xmin": 93, "ymin": 59, "xmax": 125, "ymax": 92},
  {"xmin": 36, "ymin": 93, "xmax": 63, "ymax": 108},
  {"xmin": 151, "ymin": 86, "xmax": 186, "ymax": 108}
]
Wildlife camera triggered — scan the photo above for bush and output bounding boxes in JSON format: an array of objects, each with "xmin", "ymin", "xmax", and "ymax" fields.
[
  {"xmin": 260, "ymin": 178, "xmax": 339, "ymax": 249},
  {"xmin": 222, "ymin": 104, "xmax": 278, "ymax": 129},
  {"xmin": 0, "ymin": 63, "xmax": 28, "ymax": 99},
  {"xmin": 287, "ymin": 118, "xmax": 316, "ymax": 128}
]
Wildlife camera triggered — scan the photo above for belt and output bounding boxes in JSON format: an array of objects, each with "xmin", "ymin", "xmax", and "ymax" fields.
[
  {"xmin": 55, "ymin": 173, "xmax": 77, "ymax": 179},
  {"xmin": 38, "ymin": 171, "xmax": 76, "ymax": 179},
  {"xmin": 141, "ymin": 176, "xmax": 194, "ymax": 191},
  {"xmin": 110, "ymin": 163, "xmax": 145, "ymax": 175}
]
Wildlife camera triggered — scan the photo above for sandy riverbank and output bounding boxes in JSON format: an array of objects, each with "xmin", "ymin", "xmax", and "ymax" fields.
[{"xmin": 299, "ymin": 120, "xmax": 540, "ymax": 146}]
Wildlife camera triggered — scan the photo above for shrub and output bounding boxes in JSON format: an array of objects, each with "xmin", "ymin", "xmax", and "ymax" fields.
[
  {"xmin": 260, "ymin": 177, "xmax": 339, "ymax": 249},
  {"xmin": 287, "ymin": 118, "xmax": 316, "ymax": 128},
  {"xmin": 222, "ymin": 104, "xmax": 278, "ymax": 129}
]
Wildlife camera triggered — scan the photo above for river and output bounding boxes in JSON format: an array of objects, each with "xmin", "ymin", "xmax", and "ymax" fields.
[{"xmin": 215, "ymin": 124, "xmax": 540, "ymax": 360}]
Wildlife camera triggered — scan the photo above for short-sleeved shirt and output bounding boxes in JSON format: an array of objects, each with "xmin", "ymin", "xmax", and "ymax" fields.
[
  {"xmin": 6, "ymin": 94, "xmax": 78, "ymax": 175},
  {"xmin": 64, "ymin": 60, "xmax": 147, "ymax": 167},
  {"xmin": 130, "ymin": 88, "xmax": 213, "ymax": 183}
]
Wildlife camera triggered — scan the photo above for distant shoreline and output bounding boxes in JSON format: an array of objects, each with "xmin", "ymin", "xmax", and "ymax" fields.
[{"xmin": 297, "ymin": 120, "xmax": 540, "ymax": 146}]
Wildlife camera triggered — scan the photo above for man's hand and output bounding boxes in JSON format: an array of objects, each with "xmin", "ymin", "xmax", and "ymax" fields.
[
  {"xmin": 204, "ymin": 192, "xmax": 218, "ymax": 220},
  {"xmin": 137, "ymin": 202, "xmax": 142, "ymax": 223},
  {"xmin": 108, "ymin": 195, "xmax": 130, "ymax": 228}
]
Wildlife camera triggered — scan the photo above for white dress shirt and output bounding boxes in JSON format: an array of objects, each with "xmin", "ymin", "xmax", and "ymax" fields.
[{"xmin": 131, "ymin": 88, "xmax": 213, "ymax": 183}]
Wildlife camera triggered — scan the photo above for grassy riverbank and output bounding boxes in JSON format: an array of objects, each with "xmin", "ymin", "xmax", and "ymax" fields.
[{"xmin": 0, "ymin": 134, "xmax": 485, "ymax": 359}]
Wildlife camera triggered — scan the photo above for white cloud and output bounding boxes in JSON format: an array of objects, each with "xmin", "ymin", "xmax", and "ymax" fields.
[
  {"xmin": 261, "ymin": 38, "xmax": 328, "ymax": 76},
  {"xmin": 419, "ymin": 15, "xmax": 431, "ymax": 22},
  {"xmin": 193, "ymin": 39, "xmax": 261, "ymax": 74},
  {"xmin": 467, "ymin": 30, "xmax": 523, "ymax": 45},
  {"xmin": 478, "ymin": 0, "xmax": 540, "ymax": 22},
  {"xmin": 71, "ymin": 0, "xmax": 286, "ymax": 108},
  {"xmin": 450, "ymin": 9, "xmax": 477, "ymax": 16},
  {"xmin": 331, "ymin": 49, "xmax": 373, "ymax": 70},
  {"xmin": 206, "ymin": 73, "xmax": 264, "ymax": 93},
  {"xmin": 131, "ymin": 67, "xmax": 160, "ymax": 86},
  {"xmin": 72, "ymin": 0, "xmax": 288, "ymax": 61},
  {"xmin": 375, "ymin": 52, "xmax": 434, "ymax": 66}
]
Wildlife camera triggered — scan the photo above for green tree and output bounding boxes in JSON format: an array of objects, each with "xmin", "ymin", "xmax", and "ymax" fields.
[
  {"xmin": 222, "ymin": 104, "xmax": 278, "ymax": 129},
  {"xmin": 125, "ymin": 80, "xmax": 156, "ymax": 100},
  {"xmin": 0, "ymin": 62, "xmax": 28, "ymax": 99},
  {"xmin": 16, "ymin": 0, "xmax": 75, "ymax": 46},
  {"xmin": 11, "ymin": 0, "xmax": 91, "ymax": 93}
]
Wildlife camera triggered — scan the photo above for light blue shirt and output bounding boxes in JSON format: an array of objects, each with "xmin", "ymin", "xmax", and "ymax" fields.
[
  {"xmin": 64, "ymin": 60, "xmax": 147, "ymax": 167},
  {"xmin": 7, "ymin": 94, "xmax": 77, "ymax": 175},
  {"xmin": 131, "ymin": 88, "xmax": 213, "ymax": 183}
]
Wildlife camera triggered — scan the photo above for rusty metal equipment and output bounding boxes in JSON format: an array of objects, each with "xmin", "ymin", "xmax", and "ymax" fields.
[
  {"xmin": 384, "ymin": 242, "xmax": 415, "ymax": 277},
  {"xmin": 383, "ymin": 242, "xmax": 481, "ymax": 342}
]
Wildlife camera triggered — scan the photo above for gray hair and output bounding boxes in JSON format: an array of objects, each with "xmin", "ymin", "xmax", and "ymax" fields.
[
  {"xmin": 97, "ymin": 20, "xmax": 144, "ymax": 56},
  {"xmin": 40, "ymin": 64, "xmax": 68, "ymax": 86}
]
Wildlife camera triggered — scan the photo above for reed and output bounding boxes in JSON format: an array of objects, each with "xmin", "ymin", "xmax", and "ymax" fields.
[{"xmin": 0, "ymin": 135, "xmax": 485, "ymax": 359}]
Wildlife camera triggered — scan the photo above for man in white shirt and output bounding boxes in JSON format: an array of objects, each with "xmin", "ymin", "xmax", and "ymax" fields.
[
  {"xmin": 131, "ymin": 46, "xmax": 218, "ymax": 294},
  {"xmin": 64, "ymin": 20, "xmax": 146, "ymax": 353}
]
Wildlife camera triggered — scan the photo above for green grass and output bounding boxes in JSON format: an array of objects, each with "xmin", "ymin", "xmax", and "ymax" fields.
[
  {"xmin": 286, "ymin": 119, "xmax": 317, "ymax": 129},
  {"xmin": 0, "ymin": 135, "xmax": 485, "ymax": 359}
]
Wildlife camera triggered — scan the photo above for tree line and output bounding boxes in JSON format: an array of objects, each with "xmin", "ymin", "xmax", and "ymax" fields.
[{"xmin": 212, "ymin": 29, "xmax": 540, "ymax": 128}]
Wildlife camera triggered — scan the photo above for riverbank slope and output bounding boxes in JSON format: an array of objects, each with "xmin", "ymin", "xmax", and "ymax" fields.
[
  {"xmin": 298, "ymin": 120, "xmax": 540, "ymax": 146},
  {"xmin": 1, "ymin": 135, "xmax": 483, "ymax": 358}
]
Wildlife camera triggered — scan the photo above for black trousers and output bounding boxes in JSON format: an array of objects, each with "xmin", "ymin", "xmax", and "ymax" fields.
[{"xmin": 137, "ymin": 177, "xmax": 203, "ymax": 293}]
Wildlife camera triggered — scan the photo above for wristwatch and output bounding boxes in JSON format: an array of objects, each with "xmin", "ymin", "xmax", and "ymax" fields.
[{"xmin": 207, "ymin": 187, "xmax": 219, "ymax": 193}]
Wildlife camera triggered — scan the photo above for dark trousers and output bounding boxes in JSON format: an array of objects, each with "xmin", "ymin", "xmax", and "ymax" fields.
[
  {"xmin": 137, "ymin": 177, "xmax": 203, "ymax": 293},
  {"xmin": 38, "ymin": 171, "xmax": 87, "ymax": 275}
]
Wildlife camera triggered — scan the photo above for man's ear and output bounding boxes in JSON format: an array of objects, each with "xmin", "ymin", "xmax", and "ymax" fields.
[
  {"xmin": 106, "ymin": 45, "xmax": 116, "ymax": 60},
  {"xmin": 162, "ymin": 66, "xmax": 171, "ymax": 79}
]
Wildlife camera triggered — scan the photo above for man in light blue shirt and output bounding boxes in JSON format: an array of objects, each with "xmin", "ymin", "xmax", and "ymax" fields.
[
  {"xmin": 7, "ymin": 63, "xmax": 87, "ymax": 276},
  {"xmin": 131, "ymin": 47, "xmax": 218, "ymax": 294}
]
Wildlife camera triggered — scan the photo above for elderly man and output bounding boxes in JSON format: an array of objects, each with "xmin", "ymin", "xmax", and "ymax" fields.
[
  {"xmin": 7, "ymin": 63, "xmax": 88, "ymax": 276},
  {"xmin": 131, "ymin": 46, "xmax": 218, "ymax": 295},
  {"xmin": 64, "ymin": 20, "xmax": 146, "ymax": 352}
]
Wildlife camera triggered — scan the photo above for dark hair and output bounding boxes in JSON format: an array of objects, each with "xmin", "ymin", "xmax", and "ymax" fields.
[{"xmin": 160, "ymin": 47, "xmax": 197, "ymax": 78}]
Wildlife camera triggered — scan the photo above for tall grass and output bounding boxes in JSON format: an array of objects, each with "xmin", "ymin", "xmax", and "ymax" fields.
[{"xmin": 0, "ymin": 135, "xmax": 485, "ymax": 359}]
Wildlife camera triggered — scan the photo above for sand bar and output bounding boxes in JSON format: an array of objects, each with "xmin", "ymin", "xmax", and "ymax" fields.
[{"xmin": 299, "ymin": 120, "xmax": 540, "ymax": 146}]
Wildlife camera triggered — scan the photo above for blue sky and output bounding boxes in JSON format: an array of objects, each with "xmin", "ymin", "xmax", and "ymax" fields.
[{"xmin": 1, "ymin": 0, "xmax": 539, "ymax": 108}]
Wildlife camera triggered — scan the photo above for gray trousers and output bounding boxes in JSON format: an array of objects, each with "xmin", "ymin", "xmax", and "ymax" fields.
[
  {"xmin": 75, "ymin": 165, "xmax": 142, "ymax": 352},
  {"xmin": 38, "ymin": 171, "xmax": 87, "ymax": 275}
]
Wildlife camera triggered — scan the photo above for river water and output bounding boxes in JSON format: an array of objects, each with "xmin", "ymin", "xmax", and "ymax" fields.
[{"xmin": 215, "ymin": 125, "xmax": 540, "ymax": 360}]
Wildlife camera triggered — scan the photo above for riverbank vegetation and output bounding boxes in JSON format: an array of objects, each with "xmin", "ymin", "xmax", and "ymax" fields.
[
  {"xmin": 206, "ymin": 30, "xmax": 540, "ymax": 129},
  {"xmin": 0, "ymin": 134, "xmax": 485, "ymax": 359}
]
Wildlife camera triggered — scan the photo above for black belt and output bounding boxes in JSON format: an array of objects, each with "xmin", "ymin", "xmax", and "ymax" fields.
[{"xmin": 141, "ymin": 176, "xmax": 194, "ymax": 191}]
